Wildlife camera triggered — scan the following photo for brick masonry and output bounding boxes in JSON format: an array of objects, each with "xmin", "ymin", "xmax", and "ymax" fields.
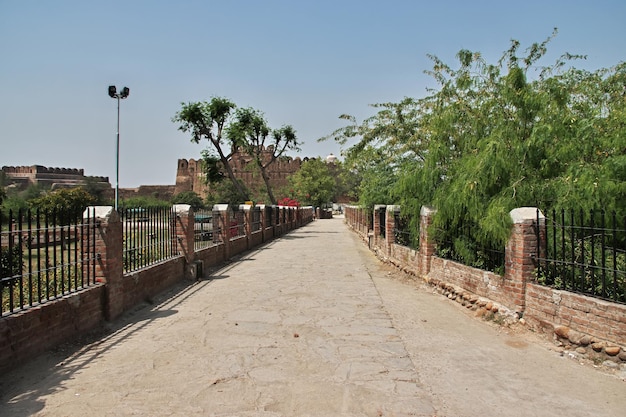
[
  {"xmin": 344, "ymin": 205, "xmax": 626, "ymax": 355},
  {"xmin": 0, "ymin": 204, "xmax": 314, "ymax": 373}
]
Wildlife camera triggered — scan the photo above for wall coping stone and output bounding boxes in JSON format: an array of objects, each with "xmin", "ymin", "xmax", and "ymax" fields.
[
  {"xmin": 83, "ymin": 206, "xmax": 118, "ymax": 222},
  {"xmin": 510, "ymin": 207, "xmax": 545, "ymax": 224},
  {"xmin": 173, "ymin": 204, "xmax": 191, "ymax": 215},
  {"xmin": 420, "ymin": 206, "xmax": 437, "ymax": 216}
]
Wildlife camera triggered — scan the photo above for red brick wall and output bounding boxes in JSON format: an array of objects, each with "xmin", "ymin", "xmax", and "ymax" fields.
[
  {"xmin": 344, "ymin": 204, "xmax": 626, "ymax": 352},
  {"xmin": 122, "ymin": 258, "xmax": 186, "ymax": 311},
  {"xmin": 0, "ymin": 285, "xmax": 105, "ymax": 373},
  {"xmin": 525, "ymin": 283, "xmax": 626, "ymax": 347},
  {"xmin": 427, "ymin": 257, "xmax": 509, "ymax": 308},
  {"xmin": 0, "ymin": 204, "xmax": 313, "ymax": 373}
]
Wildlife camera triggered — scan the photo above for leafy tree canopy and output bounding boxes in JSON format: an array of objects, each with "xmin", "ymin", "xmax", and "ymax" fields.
[
  {"xmin": 173, "ymin": 97, "xmax": 249, "ymax": 201},
  {"xmin": 227, "ymin": 107, "xmax": 300, "ymax": 204},
  {"xmin": 322, "ymin": 29, "xmax": 626, "ymax": 249},
  {"xmin": 174, "ymin": 97, "xmax": 300, "ymax": 205},
  {"xmin": 172, "ymin": 191, "xmax": 204, "ymax": 211},
  {"xmin": 29, "ymin": 187, "xmax": 96, "ymax": 220},
  {"xmin": 287, "ymin": 158, "xmax": 335, "ymax": 207}
]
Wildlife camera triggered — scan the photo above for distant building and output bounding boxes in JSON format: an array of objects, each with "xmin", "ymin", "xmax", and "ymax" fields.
[
  {"xmin": 1, "ymin": 165, "xmax": 111, "ymax": 191},
  {"xmin": 175, "ymin": 146, "xmax": 309, "ymax": 200}
]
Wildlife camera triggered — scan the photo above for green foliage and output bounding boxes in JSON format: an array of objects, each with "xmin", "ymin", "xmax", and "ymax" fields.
[
  {"xmin": 120, "ymin": 195, "xmax": 170, "ymax": 209},
  {"xmin": 29, "ymin": 188, "xmax": 95, "ymax": 221},
  {"xmin": 322, "ymin": 29, "xmax": 626, "ymax": 269},
  {"xmin": 287, "ymin": 158, "xmax": 335, "ymax": 207},
  {"xmin": 1, "ymin": 184, "xmax": 46, "ymax": 220},
  {"xmin": 173, "ymin": 97, "xmax": 249, "ymax": 201},
  {"xmin": 227, "ymin": 107, "xmax": 301, "ymax": 204},
  {"xmin": 204, "ymin": 179, "xmax": 250, "ymax": 207},
  {"xmin": 0, "ymin": 245, "xmax": 22, "ymax": 279},
  {"xmin": 200, "ymin": 151, "xmax": 225, "ymax": 183},
  {"xmin": 172, "ymin": 191, "xmax": 204, "ymax": 211}
]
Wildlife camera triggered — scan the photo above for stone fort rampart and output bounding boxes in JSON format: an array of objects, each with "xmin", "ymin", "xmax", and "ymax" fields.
[
  {"xmin": 175, "ymin": 147, "xmax": 308, "ymax": 199},
  {"xmin": 2, "ymin": 165, "xmax": 110, "ymax": 190}
]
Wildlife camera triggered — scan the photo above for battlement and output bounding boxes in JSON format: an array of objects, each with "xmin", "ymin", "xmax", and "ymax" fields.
[
  {"xmin": 175, "ymin": 151, "xmax": 309, "ymax": 199},
  {"xmin": 1, "ymin": 165, "xmax": 110, "ymax": 189}
]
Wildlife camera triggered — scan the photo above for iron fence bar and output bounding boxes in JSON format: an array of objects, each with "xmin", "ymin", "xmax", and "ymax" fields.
[
  {"xmin": 92, "ymin": 208, "xmax": 96, "ymax": 285},
  {"xmin": 568, "ymin": 210, "xmax": 574, "ymax": 292},
  {"xmin": 613, "ymin": 212, "xmax": 618, "ymax": 301},
  {"xmin": 559, "ymin": 209, "xmax": 564, "ymax": 287},
  {"xmin": 8, "ymin": 209, "xmax": 15, "ymax": 313},
  {"xmin": 73, "ymin": 210, "xmax": 79, "ymax": 289},
  {"xmin": 36, "ymin": 208, "xmax": 42, "ymax": 303},
  {"xmin": 17, "ymin": 209, "xmax": 25, "ymax": 310},
  {"xmin": 590, "ymin": 210, "xmax": 596, "ymax": 296},
  {"xmin": 600, "ymin": 211, "xmax": 606, "ymax": 299}
]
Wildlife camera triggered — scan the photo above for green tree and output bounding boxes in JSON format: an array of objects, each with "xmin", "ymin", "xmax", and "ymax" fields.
[
  {"xmin": 173, "ymin": 97, "xmax": 249, "ymax": 201},
  {"xmin": 120, "ymin": 195, "xmax": 170, "ymax": 209},
  {"xmin": 227, "ymin": 107, "xmax": 300, "ymax": 205},
  {"xmin": 287, "ymin": 158, "xmax": 335, "ymax": 207},
  {"xmin": 82, "ymin": 177, "xmax": 109, "ymax": 204},
  {"xmin": 322, "ymin": 30, "xmax": 626, "ymax": 266},
  {"xmin": 29, "ymin": 187, "xmax": 96, "ymax": 223},
  {"xmin": 172, "ymin": 191, "xmax": 204, "ymax": 211},
  {"xmin": 205, "ymin": 178, "xmax": 250, "ymax": 207}
]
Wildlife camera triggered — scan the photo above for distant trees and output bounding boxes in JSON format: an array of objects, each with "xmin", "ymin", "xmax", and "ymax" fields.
[
  {"xmin": 287, "ymin": 158, "xmax": 335, "ymax": 208},
  {"xmin": 172, "ymin": 191, "xmax": 204, "ymax": 211},
  {"xmin": 28, "ymin": 188, "xmax": 95, "ymax": 220}
]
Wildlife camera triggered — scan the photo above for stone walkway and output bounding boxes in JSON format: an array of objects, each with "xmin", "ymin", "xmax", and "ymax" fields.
[{"xmin": 0, "ymin": 216, "xmax": 624, "ymax": 416}]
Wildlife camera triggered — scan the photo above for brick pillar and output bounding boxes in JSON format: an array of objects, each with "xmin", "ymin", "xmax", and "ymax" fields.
[
  {"xmin": 385, "ymin": 205, "xmax": 399, "ymax": 257},
  {"xmin": 505, "ymin": 207, "xmax": 545, "ymax": 316},
  {"xmin": 86, "ymin": 206, "xmax": 123, "ymax": 321},
  {"xmin": 173, "ymin": 204, "xmax": 195, "ymax": 264},
  {"xmin": 214, "ymin": 204, "xmax": 231, "ymax": 259},
  {"xmin": 419, "ymin": 206, "xmax": 437, "ymax": 277},
  {"xmin": 373, "ymin": 205, "xmax": 386, "ymax": 248}
]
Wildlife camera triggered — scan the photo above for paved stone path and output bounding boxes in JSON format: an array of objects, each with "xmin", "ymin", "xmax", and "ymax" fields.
[{"xmin": 1, "ymin": 216, "xmax": 624, "ymax": 416}]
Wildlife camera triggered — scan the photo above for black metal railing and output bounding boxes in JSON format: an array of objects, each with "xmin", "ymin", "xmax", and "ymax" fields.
[
  {"xmin": 535, "ymin": 209, "xmax": 626, "ymax": 304},
  {"xmin": 251, "ymin": 207, "xmax": 262, "ymax": 232},
  {"xmin": 379, "ymin": 209, "xmax": 386, "ymax": 238},
  {"xmin": 264, "ymin": 206, "xmax": 274, "ymax": 228},
  {"xmin": 119, "ymin": 207, "xmax": 178, "ymax": 273},
  {"xmin": 393, "ymin": 212, "xmax": 419, "ymax": 249},
  {"xmin": 1, "ymin": 208, "xmax": 98, "ymax": 316},
  {"xmin": 435, "ymin": 219, "xmax": 505, "ymax": 274},
  {"xmin": 193, "ymin": 209, "xmax": 214, "ymax": 250}
]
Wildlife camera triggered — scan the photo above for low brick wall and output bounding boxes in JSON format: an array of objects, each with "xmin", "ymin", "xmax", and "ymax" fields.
[
  {"xmin": 0, "ymin": 285, "xmax": 105, "ymax": 372},
  {"xmin": 122, "ymin": 257, "xmax": 186, "ymax": 310},
  {"xmin": 344, "ymin": 204, "xmax": 626, "ymax": 359},
  {"xmin": 1, "ymin": 204, "xmax": 313, "ymax": 373},
  {"xmin": 427, "ymin": 257, "xmax": 509, "ymax": 308},
  {"xmin": 525, "ymin": 283, "xmax": 626, "ymax": 347}
]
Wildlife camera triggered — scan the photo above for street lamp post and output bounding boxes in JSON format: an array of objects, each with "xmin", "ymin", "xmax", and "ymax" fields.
[{"xmin": 108, "ymin": 85, "xmax": 130, "ymax": 211}]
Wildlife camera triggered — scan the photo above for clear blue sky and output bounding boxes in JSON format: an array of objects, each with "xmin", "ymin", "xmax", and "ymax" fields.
[{"xmin": 1, "ymin": 0, "xmax": 624, "ymax": 187}]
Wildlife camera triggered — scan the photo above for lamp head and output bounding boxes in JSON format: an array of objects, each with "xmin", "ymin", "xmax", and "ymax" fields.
[
  {"xmin": 120, "ymin": 87, "xmax": 130, "ymax": 98},
  {"xmin": 108, "ymin": 85, "xmax": 116, "ymax": 98}
]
